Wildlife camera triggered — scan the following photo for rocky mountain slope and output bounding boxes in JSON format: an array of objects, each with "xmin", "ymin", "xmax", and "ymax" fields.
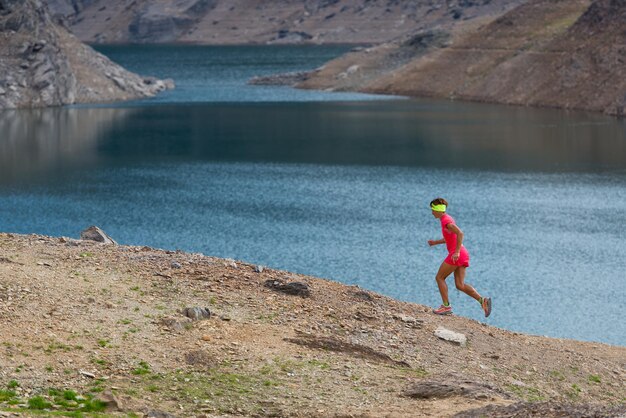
[
  {"xmin": 45, "ymin": 0, "xmax": 524, "ymax": 45},
  {"xmin": 297, "ymin": 0, "xmax": 626, "ymax": 116},
  {"xmin": 0, "ymin": 231, "xmax": 625, "ymax": 417},
  {"xmin": 0, "ymin": 0, "xmax": 172, "ymax": 110}
]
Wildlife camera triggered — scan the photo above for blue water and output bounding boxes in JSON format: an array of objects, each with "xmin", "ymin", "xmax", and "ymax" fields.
[
  {"xmin": 1, "ymin": 45, "xmax": 625, "ymax": 346},
  {"xmin": 93, "ymin": 44, "xmax": 397, "ymax": 103}
]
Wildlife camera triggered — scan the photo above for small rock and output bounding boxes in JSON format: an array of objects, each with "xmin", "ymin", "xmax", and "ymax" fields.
[
  {"xmin": 434, "ymin": 327, "xmax": 467, "ymax": 347},
  {"xmin": 346, "ymin": 64, "xmax": 360, "ymax": 74},
  {"xmin": 264, "ymin": 279, "xmax": 311, "ymax": 298},
  {"xmin": 96, "ymin": 390, "xmax": 124, "ymax": 411},
  {"xmin": 80, "ymin": 226, "xmax": 117, "ymax": 244},
  {"xmin": 183, "ymin": 307, "xmax": 211, "ymax": 321},
  {"xmin": 352, "ymin": 290, "xmax": 374, "ymax": 301},
  {"xmin": 170, "ymin": 261, "xmax": 182, "ymax": 269},
  {"xmin": 393, "ymin": 314, "xmax": 423, "ymax": 328},
  {"xmin": 79, "ymin": 370, "xmax": 96, "ymax": 378},
  {"xmin": 254, "ymin": 265, "xmax": 264, "ymax": 273}
]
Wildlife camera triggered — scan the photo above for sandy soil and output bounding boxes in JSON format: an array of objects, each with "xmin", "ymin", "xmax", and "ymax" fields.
[{"xmin": 0, "ymin": 232, "xmax": 624, "ymax": 417}]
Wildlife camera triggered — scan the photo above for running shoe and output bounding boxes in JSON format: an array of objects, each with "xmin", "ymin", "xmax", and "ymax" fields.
[
  {"xmin": 482, "ymin": 297, "xmax": 492, "ymax": 317},
  {"xmin": 433, "ymin": 305, "xmax": 452, "ymax": 315}
]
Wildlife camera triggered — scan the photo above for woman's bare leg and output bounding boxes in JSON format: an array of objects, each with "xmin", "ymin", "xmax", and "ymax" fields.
[
  {"xmin": 454, "ymin": 267, "xmax": 481, "ymax": 302},
  {"xmin": 435, "ymin": 262, "xmax": 458, "ymax": 305}
]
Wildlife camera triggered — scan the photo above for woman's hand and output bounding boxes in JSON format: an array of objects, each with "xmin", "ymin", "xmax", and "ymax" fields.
[
  {"xmin": 428, "ymin": 240, "xmax": 438, "ymax": 246},
  {"xmin": 452, "ymin": 252, "xmax": 460, "ymax": 263}
]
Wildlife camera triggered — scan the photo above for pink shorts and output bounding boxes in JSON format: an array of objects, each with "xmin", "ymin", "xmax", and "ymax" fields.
[{"xmin": 444, "ymin": 248, "xmax": 470, "ymax": 267}]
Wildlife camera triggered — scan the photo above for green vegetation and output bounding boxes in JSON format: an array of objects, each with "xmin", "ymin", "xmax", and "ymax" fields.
[
  {"xmin": 91, "ymin": 358, "xmax": 108, "ymax": 366},
  {"xmin": 0, "ymin": 388, "xmax": 106, "ymax": 415},
  {"xmin": 256, "ymin": 312, "xmax": 279, "ymax": 322},
  {"xmin": 588, "ymin": 374, "xmax": 601, "ymax": 384},
  {"xmin": 43, "ymin": 341, "xmax": 83, "ymax": 354},
  {"xmin": 132, "ymin": 361, "xmax": 151, "ymax": 375},
  {"xmin": 121, "ymin": 361, "xmax": 288, "ymax": 415},
  {"xmin": 388, "ymin": 364, "xmax": 428, "ymax": 378},
  {"xmin": 567, "ymin": 383, "xmax": 582, "ymax": 399},
  {"xmin": 550, "ymin": 370, "xmax": 565, "ymax": 381},
  {"xmin": 506, "ymin": 384, "xmax": 545, "ymax": 402},
  {"xmin": 0, "ymin": 390, "xmax": 16, "ymax": 402},
  {"xmin": 28, "ymin": 396, "xmax": 52, "ymax": 410}
]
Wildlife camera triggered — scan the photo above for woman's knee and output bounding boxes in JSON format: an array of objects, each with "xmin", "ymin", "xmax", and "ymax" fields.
[{"xmin": 455, "ymin": 282, "xmax": 464, "ymax": 291}]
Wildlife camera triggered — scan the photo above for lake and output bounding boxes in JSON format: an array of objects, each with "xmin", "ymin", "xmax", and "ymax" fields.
[{"xmin": 1, "ymin": 45, "xmax": 625, "ymax": 346}]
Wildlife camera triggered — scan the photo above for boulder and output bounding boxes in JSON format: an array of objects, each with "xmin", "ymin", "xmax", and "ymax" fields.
[
  {"xmin": 264, "ymin": 279, "xmax": 310, "ymax": 297},
  {"xmin": 182, "ymin": 307, "xmax": 211, "ymax": 321},
  {"xmin": 95, "ymin": 390, "xmax": 124, "ymax": 412},
  {"xmin": 434, "ymin": 326, "xmax": 467, "ymax": 346},
  {"xmin": 80, "ymin": 226, "xmax": 117, "ymax": 244}
]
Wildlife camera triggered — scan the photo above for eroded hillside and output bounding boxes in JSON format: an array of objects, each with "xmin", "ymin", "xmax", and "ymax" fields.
[{"xmin": 298, "ymin": 0, "xmax": 626, "ymax": 116}]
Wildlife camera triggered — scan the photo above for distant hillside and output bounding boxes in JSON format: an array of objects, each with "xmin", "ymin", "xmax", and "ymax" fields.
[
  {"xmin": 44, "ymin": 0, "xmax": 524, "ymax": 45},
  {"xmin": 0, "ymin": 0, "xmax": 172, "ymax": 109},
  {"xmin": 298, "ymin": 0, "xmax": 626, "ymax": 116}
]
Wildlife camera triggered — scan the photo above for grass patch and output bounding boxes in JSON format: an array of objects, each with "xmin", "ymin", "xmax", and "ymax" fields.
[
  {"xmin": 550, "ymin": 370, "xmax": 565, "ymax": 381},
  {"xmin": 132, "ymin": 361, "xmax": 151, "ymax": 375},
  {"xmin": 506, "ymin": 384, "xmax": 545, "ymax": 402},
  {"xmin": 588, "ymin": 374, "xmax": 601, "ymax": 384},
  {"xmin": 256, "ymin": 312, "xmax": 279, "ymax": 322},
  {"xmin": 28, "ymin": 396, "xmax": 52, "ymax": 410},
  {"xmin": 389, "ymin": 364, "xmax": 428, "ymax": 378},
  {"xmin": 0, "ymin": 390, "xmax": 16, "ymax": 402},
  {"xmin": 567, "ymin": 383, "xmax": 582, "ymax": 399},
  {"xmin": 133, "ymin": 367, "xmax": 284, "ymax": 415},
  {"xmin": 91, "ymin": 358, "xmax": 109, "ymax": 366},
  {"xmin": 44, "ymin": 341, "xmax": 77, "ymax": 353}
]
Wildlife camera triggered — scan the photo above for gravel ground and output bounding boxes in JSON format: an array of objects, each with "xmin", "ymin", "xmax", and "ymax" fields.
[{"xmin": 0, "ymin": 232, "xmax": 624, "ymax": 417}]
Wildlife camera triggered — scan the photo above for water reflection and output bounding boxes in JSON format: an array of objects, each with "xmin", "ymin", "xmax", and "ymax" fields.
[
  {"xmin": 95, "ymin": 100, "xmax": 626, "ymax": 172},
  {"xmin": 0, "ymin": 107, "xmax": 132, "ymax": 185},
  {"xmin": 0, "ymin": 100, "xmax": 624, "ymax": 187}
]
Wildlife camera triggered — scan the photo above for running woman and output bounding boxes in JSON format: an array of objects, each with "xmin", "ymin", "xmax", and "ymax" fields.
[{"xmin": 428, "ymin": 198, "xmax": 491, "ymax": 317}]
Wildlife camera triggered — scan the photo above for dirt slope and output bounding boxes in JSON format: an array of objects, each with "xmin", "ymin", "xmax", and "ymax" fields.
[{"xmin": 0, "ymin": 232, "xmax": 624, "ymax": 417}]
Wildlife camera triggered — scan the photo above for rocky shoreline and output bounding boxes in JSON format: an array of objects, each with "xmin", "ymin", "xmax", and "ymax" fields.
[
  {"xmin": 0, "ymin": 0, "xmax": 173, "ymax": 110},
  {"xmin": 0, "ymin": 230, "xmax": 624, "ymax": 417}
]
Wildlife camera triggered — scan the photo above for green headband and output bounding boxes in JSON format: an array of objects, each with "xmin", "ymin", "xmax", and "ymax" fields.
[{"xmin": 431, "ymin": 203, "xmax": 446, "ymax": 212}]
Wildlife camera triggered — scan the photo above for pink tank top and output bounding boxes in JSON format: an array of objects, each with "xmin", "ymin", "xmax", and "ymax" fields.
[{"xmin": 440, "ymin": 213, "xmax": 462, "ymax": 254}]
